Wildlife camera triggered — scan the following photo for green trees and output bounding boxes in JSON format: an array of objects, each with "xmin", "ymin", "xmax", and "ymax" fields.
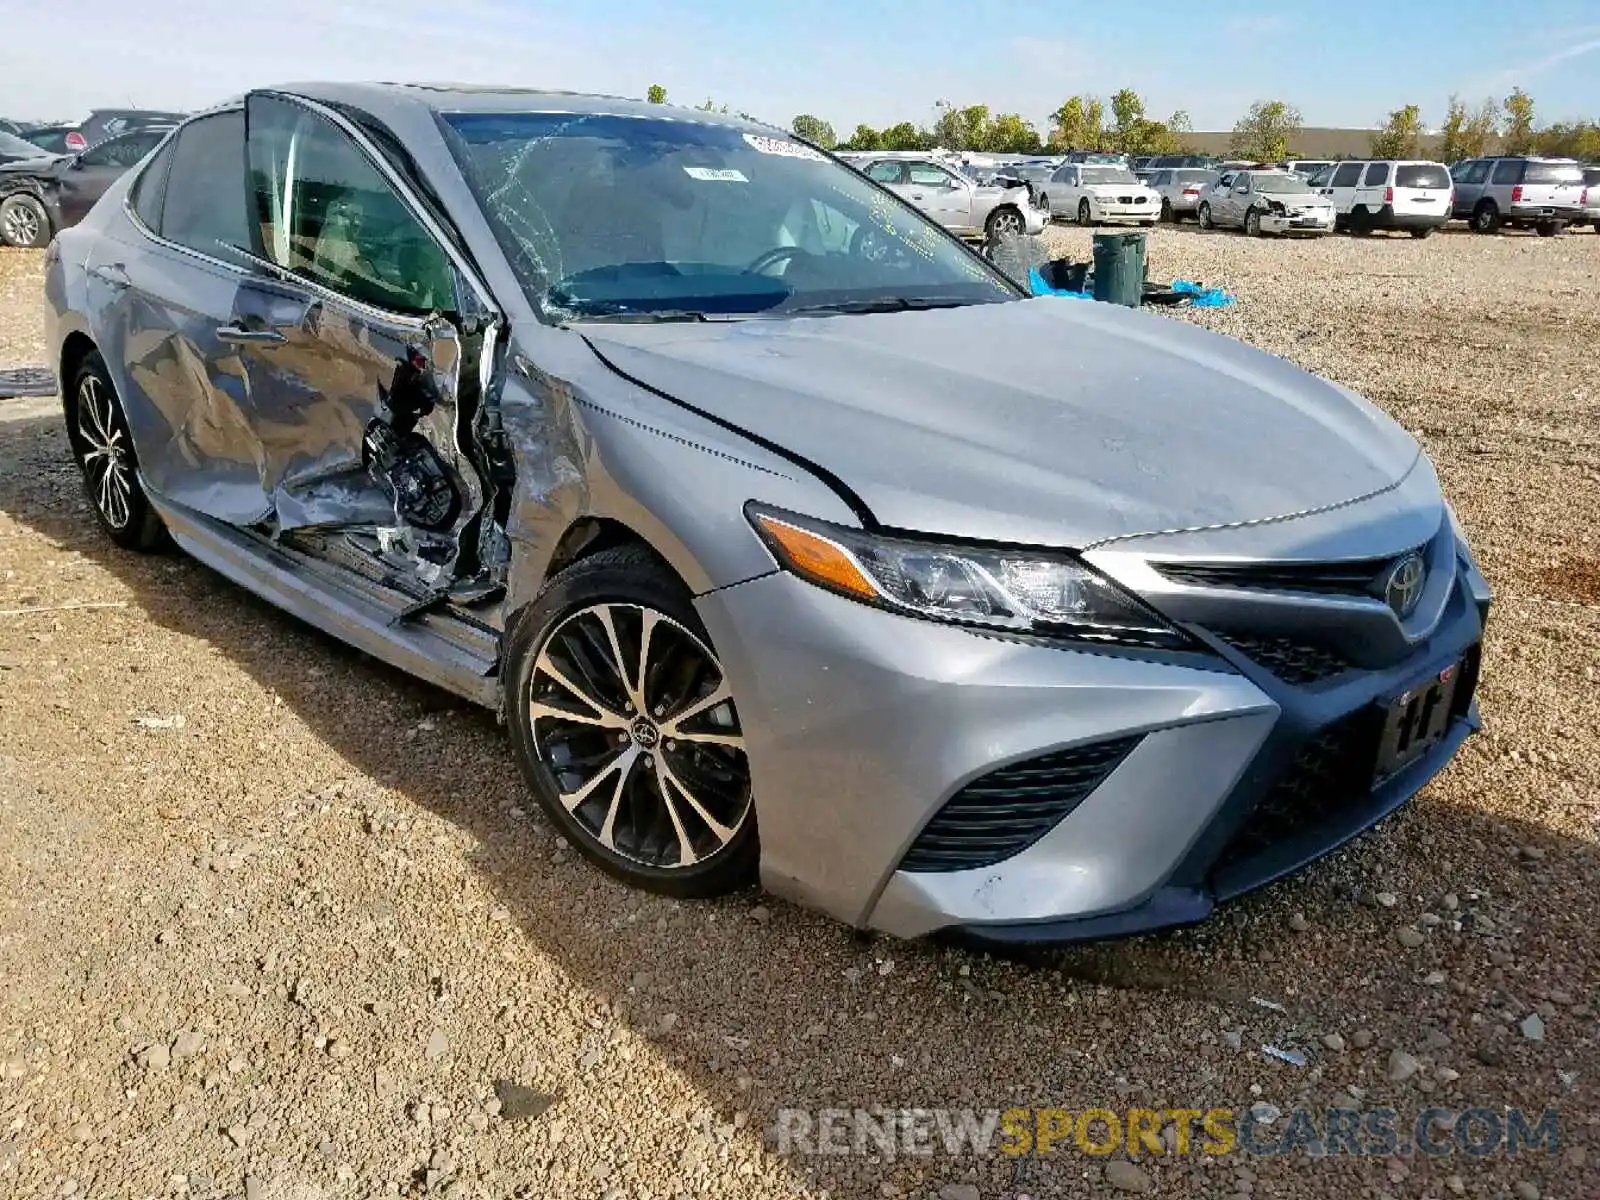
[
  {"xmin": 1048, "ymin": 95, "xmax": 1104, "ymax": 149},
  {"xmin": 645, "ymin": 84, "xmax": 667, "ymax": 105},
  {"xmin": 1229, "ymin": 100, "xmax": 1303, "ymax": 162},
  {"xmin": 1370, "ymin": 104, "xmax": 1425, "ymax": 159},
  {"xmin": 790, "ymin": 114, "xmax": 837, "ymax": 148},
  {"xmin": 1502, "ymin": 88, "xmax": 1536, "ymax": 154}
]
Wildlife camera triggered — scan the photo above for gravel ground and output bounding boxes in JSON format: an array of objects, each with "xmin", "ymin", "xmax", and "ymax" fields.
[{"xmin": 1, "ymin": 228, "xmax": 1597, "ymax": 1200}]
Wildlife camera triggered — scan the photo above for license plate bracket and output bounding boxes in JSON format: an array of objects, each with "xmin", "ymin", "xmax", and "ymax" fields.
[{"xmin": 1373, "ymin": 662, "xmax": 1462, "ymax": 781}]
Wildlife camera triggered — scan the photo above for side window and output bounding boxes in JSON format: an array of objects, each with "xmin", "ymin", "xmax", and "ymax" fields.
[
  {"xmin": 247, "ymin": 94, "xmax": 455, "ymax": 314},
  {"xmin": 1489, "ymin": 159, "xmax": 1521, "ymax": 185},
  {"xmin": 1051, "ymin": 167, "xmax": 1073, "ymax": 184},
  {"xmin": 1332, "ymin": 162, "xmax": 1363, "ymax": 187},
  {"xmin": 864, "ymin": 160, "xmax": 903, "ymax": 184},
  {"xmin": 1462, "ymin": 160, "xmax": 1491, "ymax": 184},
  {"xmin": 1216, "ymin": 172, "xmax": 1234, "ymax": 190},
  {"xmin": 1363, "ymin": 163, "xmax": 1390, "ymax": 186},
  {"xmin": 160, "ymin": 112, "xmax": 251, "ymax": 256},
  {"xmin": 1309, "ymin": 166, "xmax": 1333, "ymax": 187},
  {"xmin": 81, "ymin": 134, "xmax": 157, "ymax": 168},
  {"xmin": 128, "ymin": 140, "xmax": 174, "ymax": 230},
  {"xmin": 1234, "ymin": 174, "xmax": 1252, "ymax": 194},
  {"xmin": 907, "ymin": 162, "xmax": 956, "ymax": 188},
  {"xmin": 1152, "ymin": 171, "xmax": 1169, "ymax": 186}
]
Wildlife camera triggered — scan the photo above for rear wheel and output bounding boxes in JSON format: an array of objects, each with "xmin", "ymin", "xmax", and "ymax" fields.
[
  {"xmin": 67, "ymin": 351, "xmax": 166, "ymax": 551},
  {"xmin": 1159, "ymin": 198, "xmax": 1173, "ymax": 222},
  {"xmin": 1245, "ymin": 208, "xmax": 1264, "ymax": 237},
  {"xmin": 1197, "ymin": 202, "xmax": 1213, "ymax": 230},
  {"xmin": 0, "ymin": 194, "xmax": 51, "ymax": 248},
  {"xmin": 1349, "ymin": 207, "xmax": 1373, "ymax": 236},
  {"xmin": 1471, "ymin": 201, "xmax": 1501, "ymax": 234},
  {"xmin": 505, "ymin": 547, "xmax": 758, "ymax": 899},
  {"xmin": 1037, "ymin": 192, "xmax": 1051, "ymax": 218},
  {"xmin": 1534, "ymin": 220, "xmax": 1563, "ymax": 238},
  {"xmin": 1077, "ymin": 198, "xmax": 1093, "ymax": 226}
]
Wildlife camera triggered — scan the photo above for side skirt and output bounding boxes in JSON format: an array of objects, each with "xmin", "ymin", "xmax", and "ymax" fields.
[{"xmin": 152, "ymin": 496, "xmax": 502, "ymax": 709}]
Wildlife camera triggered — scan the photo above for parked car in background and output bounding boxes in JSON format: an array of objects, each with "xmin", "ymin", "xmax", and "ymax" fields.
[
  {"xmin": 1148, "ymin": 154, "xmax": 1220, "ymax": 170},
  {"xmin": 76, "ymin": 108, "xmax": 188, "ymax": 146},
  {"xmin": 856, "ymin": 154, "xmax": 1049, "ymax": 241},
  {"xmin": 0, "ymin": 130, "xmax": 50, "ymax": 166},
  {"xmin": 0, "ymin": 126, "xmax": 171, "ymax": 247},
  {"xmin": 1310, "ymin": 160, "xmax": 1452, "ymax": 237},
  {"xmin": 1148, "ymin": 167, "xmax": 1216, "ymax": 221},
  {"xmin": 1582, "ymin": 166, "xmax": 1600, "ymax": 230},
  {"xmin": 1449, "ymin": 156, "xmax": 1585, "ymax": 235},
  {"xmin": 18, "ymin": 125, "xmax": 87, "ymax": 155},
  {"xmin": 1198, "ymin": 169, "xmax": 1335, "ymax": 236},
  {"xmin": 45, "ymin": 83, "xmax": 1488, "ymax": 944},
  {"xmin": 1048, "ymin": 162, "xmax": 1159, "ymax": 225},
  {"xmin": 1281, "ymin": 159, "xmax": 1333, "ymax": 180}
]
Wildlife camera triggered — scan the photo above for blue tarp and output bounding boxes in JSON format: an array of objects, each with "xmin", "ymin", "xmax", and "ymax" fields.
[{"xmin": 1029, "ymin": 267, "xmax": 1236, "ymax": 308}]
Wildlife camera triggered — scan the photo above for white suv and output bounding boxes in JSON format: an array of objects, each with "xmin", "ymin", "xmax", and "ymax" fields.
[{"xmin": 1309, "ymin": 160, "xmax": 1453, "ymax": 238}]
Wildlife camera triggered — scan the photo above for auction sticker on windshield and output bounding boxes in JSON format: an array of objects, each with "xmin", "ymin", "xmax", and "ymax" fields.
[
  {"xmin": 684, "ymin": 166, "xmax": 749, "ymax": 182},
  {"xmin": 743, "ymin": 133, "xmax": 826, "ymax": 161}
]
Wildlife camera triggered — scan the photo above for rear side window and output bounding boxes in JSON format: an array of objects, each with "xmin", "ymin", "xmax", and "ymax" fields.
[
  {"xmin": 1332, "ymin": 162, "xmax": 1363, "ymax": 186},
  {"xmin": 80, "ymin": 130, "xmax": 165, "ymax": 169},
  {"xmin": 1490, "ymin": 160, "xmax": 1522, "ymax": 185},
  {"xmin": 1362, "ymin": 163, "xmax": 1390, "ymax": 186},
  {"xmin": 1395, "ymin": 164, "xmax": 1450, "ymax": 189},
  {"xmin": 128, "ymin": 141, "xmax": 174, "ymax": 230},
  {"xmin": 160, "ymin": 113, "xmax": 251, "ymax": 256},
  {"xmin": 1523, "ymin": 162, "xmax": 1583, "ymax": 184},
  {"xmin": 865, "ymin": 160, "xmax": 902, "ymax": 184}
]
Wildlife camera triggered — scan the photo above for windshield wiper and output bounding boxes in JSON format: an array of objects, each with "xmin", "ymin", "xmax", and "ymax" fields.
[
  {"xmin": 779, "ymin": 296, "xmax": 982, "ymax": 317},
  {"xmin": 562, "ymin": 309, "xmax": 711, "ymax": 324}
]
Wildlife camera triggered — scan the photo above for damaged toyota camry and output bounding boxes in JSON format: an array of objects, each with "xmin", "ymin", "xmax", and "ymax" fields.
[{"xmin": 45, "ymin": 85, "xmax": 1490, "ymax": 944}]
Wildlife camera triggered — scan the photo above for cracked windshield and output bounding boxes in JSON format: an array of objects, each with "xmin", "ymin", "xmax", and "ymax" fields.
[{"xmin": 442, "ymin": 112, "xmax": 1014, "ymax": 319}]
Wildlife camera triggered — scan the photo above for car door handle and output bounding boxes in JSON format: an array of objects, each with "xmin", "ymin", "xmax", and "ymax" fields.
[
  {"xmin": 216, "ymin": 325, "xmax": 286, "ymax": 346},
  {"xmin": 910, "ymin": 193, "xmax": 925, "ymax": 200},
  {"xmin": 89, "ymin": 262, "xmax": 131, "ymax": 288}
]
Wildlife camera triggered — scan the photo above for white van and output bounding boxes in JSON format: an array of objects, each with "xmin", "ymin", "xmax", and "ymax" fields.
[{"xmin": 1309, "ymin": 159, "xmax": 1453, "ymax": 238}]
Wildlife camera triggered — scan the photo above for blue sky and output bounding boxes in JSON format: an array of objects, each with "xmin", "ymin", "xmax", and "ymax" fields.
[{"xmin": 2, "ymin": 0, "xmax": 1597, "ymax": 132}]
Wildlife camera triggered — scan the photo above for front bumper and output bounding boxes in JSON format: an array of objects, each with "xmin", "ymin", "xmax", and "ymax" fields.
[
  {"xmin": 697, "ymin": 515, "xmax": 1488, "ymax": 943},
  {"xmin": 1260, "ymin": 210, "xmax": 1335, "ymax": 234},
  {"xmin": 1089, "ymin": 198, "xmax": 1159, "ymax": 222},
  {"xmin": 1022, "ymin": 205, "xmax": 1051, "ymax": 235}
]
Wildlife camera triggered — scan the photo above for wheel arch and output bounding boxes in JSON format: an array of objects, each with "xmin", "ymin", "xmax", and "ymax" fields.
[{"xmin": 58, "ymin": 330, "xmax": 99, "ymax": 449}]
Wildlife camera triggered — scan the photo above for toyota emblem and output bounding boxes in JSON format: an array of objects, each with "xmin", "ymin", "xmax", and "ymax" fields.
[{"xmin": 1383, "ymin": 553, "xmax": 1426, "ymax": 617}]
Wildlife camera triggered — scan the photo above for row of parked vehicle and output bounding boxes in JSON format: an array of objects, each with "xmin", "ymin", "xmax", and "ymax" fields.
[
  {"xmin": 0, "ymin": 110, "xmax": 184, "ymax": 248},
  {"xmin": 838, "ymin": 146, "xmax": 1598, "ymax": 243}
]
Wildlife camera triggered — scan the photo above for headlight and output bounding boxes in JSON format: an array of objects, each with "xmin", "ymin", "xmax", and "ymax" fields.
[{"xmin": 747, "ymin": 505, "xmax": 1191, "ymax": 649}]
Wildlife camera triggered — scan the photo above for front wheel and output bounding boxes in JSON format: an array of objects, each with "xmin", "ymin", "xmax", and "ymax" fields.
[
  {"xmin": 1245, "ymin": 208, "xmax": 1263, "ymax": 237},
  {"xmin": 0, "ymin": 194, "xmax": 51, "ymax": 248},
  {"xmin": 67, "ymin": 351, "xmax": 166, "ymax": 551},
  {"xmin": 1159, "ymin": 198, "xmax": 1173, "ymax": 222},
  {"xmin": 1037, "ymin": 193, "xmax": 1051, "ymax": 217},
  {"xmin": 505, "ymin": 547, "xmax": 759, "ymax": 899},
  {"xmin": 1197, "ymin": 203, "xmax": 1213, "ymax": 230},
  {"xmin": 985, "ymin": 206, "xmax": 1025, "ymax": 242},
  {"xmin": 1077, "ymin": 198, "xmax": 1093, "ymax": 226}
]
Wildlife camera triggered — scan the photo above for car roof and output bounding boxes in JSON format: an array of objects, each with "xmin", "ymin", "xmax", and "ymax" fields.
[{"xmin": 269, "ymin": 82, "xmax": 779, "ymax": 134}]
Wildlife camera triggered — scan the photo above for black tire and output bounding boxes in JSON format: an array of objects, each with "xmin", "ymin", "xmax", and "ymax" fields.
[
  {"xmin": 1534, "ymin": 220, "xmax": 1562, "ymax": 238},
  {"xmin": 0, "ymin": 194, "xmax": 51, "ymax": 248},
  {"xmin": 1471, "ymin": 201, "xmax": 1501, "ymax": 234},
  {"xmin": 66, "ymin": 351, "xmax": 166, "ymax": 551},
  {"xmin": 1077, "ymin": 198, "xmax": 1093, "ymax": 226},
  {"xmin": 504, "ymin": 546, "xmax": 759, "ymax": 899},
  {"xmin": 1037, "ymin": 193, "xmax": 1051, "ymax": 218},
  {"xmin": 1409, "ymin": 227, "xmax": 1433, "ymax": 240},
  {"xmin": 1159, "ymin": 198, "xmax": 1173, "ymax": 223},
  {"xmin": 1197, "ymin": 202, "xmax": 1213, "ymax": 230},
  {"xmin": 1349, "ymin": 207, "xmax": 1373, "ymax": 236},
  {"xmin": 1245, "ymin": 208, "xmax": 1263, "ymax": 237}
]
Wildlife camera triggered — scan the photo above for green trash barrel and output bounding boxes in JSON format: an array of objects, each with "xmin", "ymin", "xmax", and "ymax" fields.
[{"xmin": 1091, "ymin": 230, "xmax": 1147, "ymax": 307}]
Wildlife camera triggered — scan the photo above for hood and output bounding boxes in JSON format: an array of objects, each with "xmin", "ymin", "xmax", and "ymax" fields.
[
  {"xmin": 0, "ymin": 153, "xmax": 67, "ymax": 177},
  {"xmin": 580, "ymin": 298, "xmax": 1421, "ymax": 549}
]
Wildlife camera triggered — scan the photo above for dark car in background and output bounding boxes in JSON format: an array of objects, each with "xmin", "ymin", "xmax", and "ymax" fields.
[
  {"xmin": 0, "ymin": 130, "xmax": 51, "ymax": 165},
  {"xmin": 77, "ymin": 108, "xmax": 187, "ymax": 145},
  {"xmin": 15, "ymin": 125, "xmax": 87, "ymax": 155},
  {"xmin": 0, "ymin": 126, "xmax": 171, "ymax": 247}
]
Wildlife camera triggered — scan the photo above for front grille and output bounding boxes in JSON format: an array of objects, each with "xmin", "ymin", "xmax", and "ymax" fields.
[
  {"xmin": 900, "ymin": 736, "xmax": 1142, "ymax": 873},
  {"xmin": 1155, "ymin": 553, "xmax": 1417, "ymax": 597},
  {"xmin": 1212, "ymin": 712, "xmax": 1379, "ymax": 873},
  {"xmin": 1216, "ymin": 631, "xmax": 1352, "ymax": 686}
]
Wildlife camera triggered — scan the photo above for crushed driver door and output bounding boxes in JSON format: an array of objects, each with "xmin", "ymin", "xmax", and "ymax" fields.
[{"xmin": 233, "ymin": 90, "xmax": 486, "ymax": 590}]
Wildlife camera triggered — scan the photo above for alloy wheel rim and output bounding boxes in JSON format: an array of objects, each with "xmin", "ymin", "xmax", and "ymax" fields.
[
  {"xmin": 528, "ymin": 603, "xmax": 751, "ymax": 869},
  {"xmin": 76, "ymin": 376, "xmax": 133, "ymax": 529},
  {"xmin": 1079, "ymin": 200, "xmax": 1090, "ymax": 223},
  {"xmin": 3, "ymin": 205, "xmax": 39, "ymax": 245},
  {"xmin": 993, "ymin": 211, "xmax": 1022, "ymax": 237}
]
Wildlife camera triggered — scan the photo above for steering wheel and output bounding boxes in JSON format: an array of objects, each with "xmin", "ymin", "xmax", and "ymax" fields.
[
  {"xmin": 850, "ymin": 223, "xmax": 900, "ymax": 265},
  {"xmin": 746, "ymin": 245, "xmax": 806, "ymax": 276}
]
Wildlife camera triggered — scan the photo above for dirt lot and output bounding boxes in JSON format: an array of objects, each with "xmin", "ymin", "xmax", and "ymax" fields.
[{"xmin": 2, "ymin": 228, "xmax": 1597, "ymax": 1200}]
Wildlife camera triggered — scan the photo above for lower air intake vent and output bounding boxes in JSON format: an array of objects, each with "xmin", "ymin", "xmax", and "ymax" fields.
[
  {"xmin": 899, "ymin": 736, "xmax": 1142, "ymax": 873},
  {"xmin": 1219, "ymin": 631, "xmax": 1352, "ymax": 686}
]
